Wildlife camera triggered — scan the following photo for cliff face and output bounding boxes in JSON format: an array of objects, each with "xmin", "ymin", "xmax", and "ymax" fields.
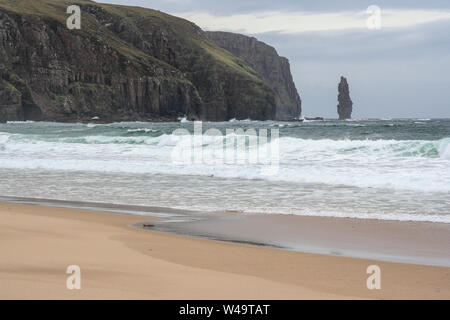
[
  {"xmin": 207, "ymin": 31, "xmax": 302, "ymax": 120},
  {"xmin": 337, "ymin": 76, "xmax": 353, "ymax": 120},
  {"xmin": 0, "ymin": 0, "xmax": 276, "ymax": 123}
]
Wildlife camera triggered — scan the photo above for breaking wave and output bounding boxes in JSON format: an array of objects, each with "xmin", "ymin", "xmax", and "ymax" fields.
[
  {"xmin": 0, "ymin": 130, "xmax": 449, "ymax": 192},
  {"xmin": 1, "ymin": 119, "xmax": 450, "ymax": 224}
]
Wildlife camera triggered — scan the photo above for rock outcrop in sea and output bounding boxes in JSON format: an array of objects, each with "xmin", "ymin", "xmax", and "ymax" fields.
[
  {"xmin": 0, "ymin": 0, "xmax": 289, "ymax": 123},
  {"xmin": 337, "ymin": 76, "xmax": 353, "ymax": 120},
  {"xmin": 207, "ymin": 31, "xmax": 302, "ymax": 120}
]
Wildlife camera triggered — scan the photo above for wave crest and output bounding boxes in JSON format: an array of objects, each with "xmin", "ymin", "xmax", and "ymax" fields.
[{"xmin": 438, "ymin": 138, "xmax": 450, "ymax": 159}]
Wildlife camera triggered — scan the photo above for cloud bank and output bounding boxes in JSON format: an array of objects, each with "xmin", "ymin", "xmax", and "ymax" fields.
[
  {"xmin": 175, "ymin": 9, "xmax": 450, "ymax": 34},
  {"xmin": 94, "ymin": 1, "xmax": 450, "ymax": 118}
]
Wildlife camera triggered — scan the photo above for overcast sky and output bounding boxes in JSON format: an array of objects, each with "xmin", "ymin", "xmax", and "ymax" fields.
[{"xmin": 96, "ymin": 0, "xmax": 450, "ymax": 118}]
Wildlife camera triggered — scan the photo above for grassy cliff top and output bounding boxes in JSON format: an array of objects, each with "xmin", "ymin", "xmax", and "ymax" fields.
[{"xmin": 0, "ymin": 0, "xmax": 261, "ymax": 82}]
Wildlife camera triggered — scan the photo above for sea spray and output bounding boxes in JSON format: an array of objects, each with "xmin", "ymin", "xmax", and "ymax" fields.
[
  {"xmin": 0, "ymin": 119, "xmax": 449, "ymax": 223},
  {"xmin": 438, "ymin": 138, "xmax": 450, "ymax": 159}
]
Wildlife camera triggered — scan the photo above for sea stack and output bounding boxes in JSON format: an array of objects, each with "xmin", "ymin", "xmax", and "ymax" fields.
[{"xmin": 337, "ymin": 76, "xmax": 353, "ymax": 120}]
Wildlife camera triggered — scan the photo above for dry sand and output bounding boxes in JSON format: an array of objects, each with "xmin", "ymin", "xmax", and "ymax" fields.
[{"xmin": 0, "ymin": 202, "xmax": 449, "ymax": 299}]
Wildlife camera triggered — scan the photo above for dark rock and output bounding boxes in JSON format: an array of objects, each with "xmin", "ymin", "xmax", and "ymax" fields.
[
  {"xmin": 0, "ymin": 1, "xmax": 277, "ymax": 122},
  {"xmin": 207, "ymin": 31, "xmax": 301, "ymax": 120},
  {"xmin": 337, "ymin": 76, "xmax": 353, "ymax": 120}
]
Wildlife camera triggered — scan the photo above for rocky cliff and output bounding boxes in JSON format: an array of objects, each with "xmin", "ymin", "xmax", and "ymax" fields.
[
  {"xmin": 207, "ymin": 31, "xmax": 301, "ymax": 120},
  {"xmin": 0, "ymin": 0, "xmax": 276, "ymax": 123},
  {"xmin": 337, "ymin": 76, "xmax": 353, "ymax": 120}
]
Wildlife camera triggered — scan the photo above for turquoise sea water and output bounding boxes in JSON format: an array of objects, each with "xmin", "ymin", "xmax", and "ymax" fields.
[{"xmin": 0, "ymin": 118, "xmax": 449, "ymax": 222}]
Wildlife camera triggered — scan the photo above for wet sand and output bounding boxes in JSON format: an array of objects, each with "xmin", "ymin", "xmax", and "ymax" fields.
[
  {"xmin": 151, "ymin": 213, "xmax": 450, "ymax": 266},
  {"xmin": 1, "ymin": 202, "xmax": 449, "ymax": 299}
]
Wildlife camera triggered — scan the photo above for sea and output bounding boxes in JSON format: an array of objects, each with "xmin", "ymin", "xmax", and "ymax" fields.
[{"xmin": 0, "ymin": 118, "xmax": 449, "ymax": 223}]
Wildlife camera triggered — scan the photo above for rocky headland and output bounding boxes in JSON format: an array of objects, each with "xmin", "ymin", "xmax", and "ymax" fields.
[
  {"xmin": 0, "ymin": 0, "xmax": 302, "ymax": 123},
  {"xmin": 207, "ymin": 31, "xmax": 302, "ymax": 120}
]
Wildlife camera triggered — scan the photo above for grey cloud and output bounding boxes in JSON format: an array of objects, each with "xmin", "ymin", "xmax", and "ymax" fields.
[
  {"xmin": 252, "ymin": 20, "xmax": 450, "ymax": 118},
  {"xmin": 96, "ymin": 0, "xmax": 450, "ymax": 14},
  {"xmin": 93, "ymin": 1, "xmax": 450, "ymax": 118}
]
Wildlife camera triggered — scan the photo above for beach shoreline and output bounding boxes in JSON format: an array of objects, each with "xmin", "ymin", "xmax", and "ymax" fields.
[
  {"xmin": 1, "ymin": 201, "xmax": 449, "ymax": 299},
  {"xmin": 3, "ymin": 196, "xmax": 450, "ymax": 267},
  {"xmin": 148, "ymin": 211, "xmax": 450, "ymax": 267}
]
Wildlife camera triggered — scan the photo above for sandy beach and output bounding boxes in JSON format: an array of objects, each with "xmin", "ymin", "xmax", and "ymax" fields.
[{"xmin": 0, "ymin": 202, "xmax": 449, "ymax": 300}]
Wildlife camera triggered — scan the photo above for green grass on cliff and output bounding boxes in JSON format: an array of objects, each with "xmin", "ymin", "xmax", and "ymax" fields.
[
  {"xmin": 0, "ymin": 0, "xmax": 91, "ymax": 21},
  {"xmin": 0, "ymin": 0, "xmax": 262, "ymax": 83},
  {"xmin": 0, "ymin": 79, "xmax": 19, "ymax": 93},
  {"xmin": 0, "ymin": 0, "xmax": 159, "ymax": 67},
  {"xmin": 96, "ymin": 1, "xmax": 263, "ymax": 82}
]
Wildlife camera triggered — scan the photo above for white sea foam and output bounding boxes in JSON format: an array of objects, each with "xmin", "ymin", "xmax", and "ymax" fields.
[
  {"xmin": 6, "ymin": 121, "xmax": 35, "ymax": 124},
  {"xmin": 241, "ymin": 207, "xmax": 450, "ymax": 224},
  {"xmin": 439, "ymin": 138, "xmax": 450, "ymax": 159},
  {"xmin": 127, "ymin": 128, "xmax": 158, "ymax": 133},
  {"xmin": 0, "ymin": 131, "xmax": 449, "ymax": 193},
  {"xmin": 1, "ymin": 122, "xmax": 450, "ymax": 223}
]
